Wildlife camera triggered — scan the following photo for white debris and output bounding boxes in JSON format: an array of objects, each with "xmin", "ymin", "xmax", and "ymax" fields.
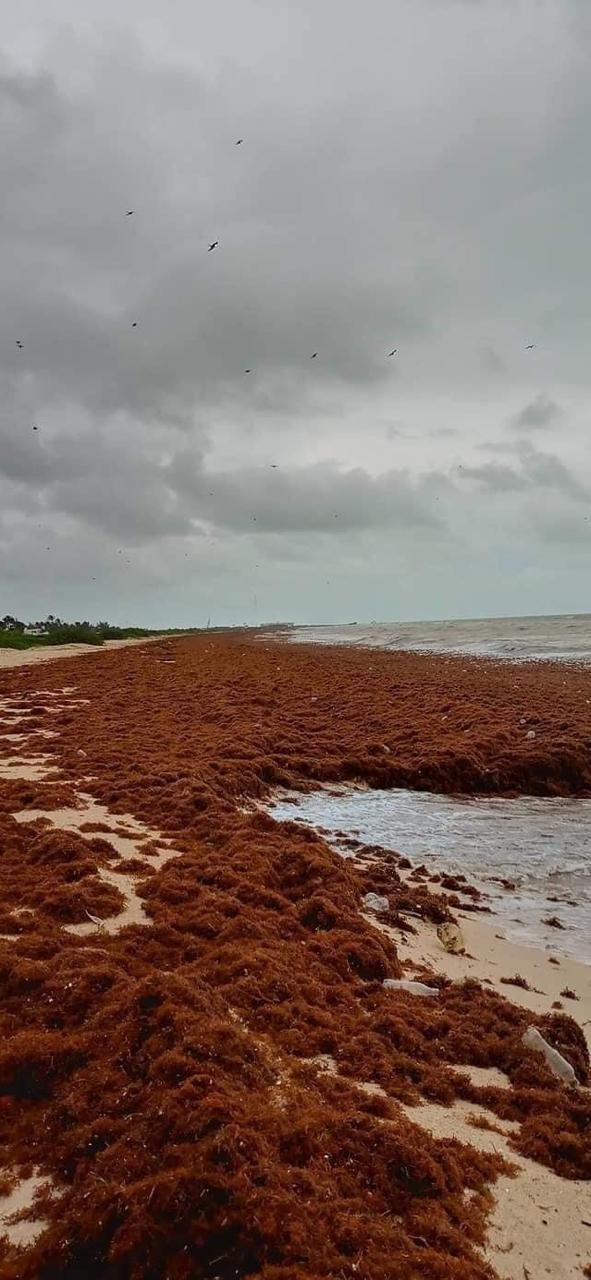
[
  {"xmin": 362, "ymin": 893, "xmax": 390, "ymax": 914},
  {"xmin": 522, "ymin": 1026, "xmax": 578, "ymax": 1085},
  {"xmin": 383, "ymin": 979, "xmax": 439, "ymax": 997}
]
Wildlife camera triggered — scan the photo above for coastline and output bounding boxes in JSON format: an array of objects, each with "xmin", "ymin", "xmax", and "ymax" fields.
[
  {"xmin": 370, "ymin": 894, "xmax": 591, "ymax": 1053},
  {"xmin": 0, "ymin": 635, "xmax": 163, "ymax": 670},
  {"xmin": 0, "ymin": 634, "xmax": 589, "ymax": 1277}
]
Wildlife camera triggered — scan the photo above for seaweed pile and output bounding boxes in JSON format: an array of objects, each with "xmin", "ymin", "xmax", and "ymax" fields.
[{"xmin": 0, "ymin": 635, "xmax": 589, "ymax": 1278}]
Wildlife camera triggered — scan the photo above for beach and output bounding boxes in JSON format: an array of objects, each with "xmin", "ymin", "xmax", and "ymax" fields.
[
  {"xmin": 0, "ymin": 635, "xmax": 164, "ymax": 671},
  {"xmin": 0, "ymin": 633, "xmax": 589, "ymax": 1278}
]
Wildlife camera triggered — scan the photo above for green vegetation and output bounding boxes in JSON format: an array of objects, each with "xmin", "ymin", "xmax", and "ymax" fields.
[{"xmin": 0, "ymin": 615, "xmax": 200, "ymax": 650}]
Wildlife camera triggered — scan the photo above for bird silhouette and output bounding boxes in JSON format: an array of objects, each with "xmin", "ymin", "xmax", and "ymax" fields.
[
  {"xmin": 387, "ymin": 349, "xmax": 397, "ymax": 356},
  {"xmin": 310, "ymin": 352, "xmax": 318, "ymax": 359},
  {"xmin": 244, "ymin": 368, "xmax": 252, "ymax": 374},
  {"xmin": 235, "ymin": 138, "xmax": 243, "ymax": 145},
  {"xmin": 32, "ymin": 425, "xmax": 38, "ymax": 432},
  {"xmin": 208, "ymin": 241, "xmax": 219, "ymax": 252},
  {"xmin": 270, "ymin": 464, "xmax": 278, "ymax": 468},
  {"xmin": 131, "ymin": 322, "xmax": 137, "ymax": 328},
  {"xmin": 126, "ymin": 210, "xmax": 134, "ymax": 216},
  {"xmin": 525, "ymin": 344, "xmax": 535, "ymax": 350},
  {"xmin": 16, "ymin": 340, "xmax": 23, "ymax": 350}
]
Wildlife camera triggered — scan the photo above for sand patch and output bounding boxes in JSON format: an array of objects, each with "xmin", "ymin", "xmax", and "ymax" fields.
[
  {"xmin": 458, "ymin": 1064, "xmax": 512, "ymax": 1090},
  {"xmin": 11, "ymin": 793, "xmax": 180, "ymax": 935},
  {"xmin": 64, "ymin": 867, "xmax": 149, "ymax": 935},
  {"xmin": 0, "ymin": 636, "xmax": 162, "ymax": 670},
  {"xmin": 368, "ymin": 910, "xmax": 591, "ymax": 1054},
  {"xmin": 0, "ymin": 757, "xmax": 56, "ymax": 782},
  {"xmin": 400, "ymin": 1097, "xmax": 591, "ymax": 1279},
  {"xmin": 0, "ymin": 1171, "xmax": 51, "ymax": 1249},
  {"xmin": 13, "ymin": 796, "xmax": 179, "ymax": 869}
]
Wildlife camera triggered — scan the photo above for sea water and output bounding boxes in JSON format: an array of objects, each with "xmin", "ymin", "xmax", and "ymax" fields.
[
  {"xmin": 270, "ymin": 787, "xmax": 591, "ymax": 963},
  {"xmin": 277, "ymin": 613, "xmax": 591, "ymax": 961},
  {"xmin": 289, "ymin": 613, "xmax": 591, "ymax": 663}
]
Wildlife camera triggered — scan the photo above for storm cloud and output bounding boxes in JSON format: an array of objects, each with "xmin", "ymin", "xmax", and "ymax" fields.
[{"xmin": 1, "ymin": 0, "xmax": 590, "ymax": 625}]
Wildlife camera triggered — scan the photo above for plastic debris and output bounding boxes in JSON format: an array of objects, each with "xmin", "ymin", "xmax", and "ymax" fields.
[
  {"xmin": 522, "ymin": 1026, "xmax": 578, "ymax": 1085},
  {"xmin": 383, "ymin": 979, "xmax": 439, "ymax": 997}
]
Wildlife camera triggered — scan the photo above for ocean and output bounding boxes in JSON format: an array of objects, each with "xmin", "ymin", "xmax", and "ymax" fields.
[
  {"xmin": 270, "ymin": 787, "xmax": 591, "ymax": 963},
  {"xmin": 289, "ymin": 613, "xmax": 591, "ymax": 663},
  {"xmin": 274, "ymin": 613, "xmax": 591, "ymax": 963}
]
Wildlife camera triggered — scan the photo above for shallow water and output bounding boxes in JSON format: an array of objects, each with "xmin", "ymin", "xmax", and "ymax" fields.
[
  {"xmin": 270, "ymin": 787, "xmax": 591, "ymax": 963},
  {"xmin": 290, "ymin": 613, "xmax": 591, "ymax": 663}
]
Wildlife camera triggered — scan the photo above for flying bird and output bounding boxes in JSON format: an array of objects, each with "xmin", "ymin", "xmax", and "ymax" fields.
[
  {"xmin": 235, "ymin": 138, "xmax": 244, "ymax": 145},
  {"xmin": 525, "ymin": 344, "xmax": 536, "ymax": 350},
  {"xmin": 244, "ymin": 368, "xmax": 252, "ymax": 374},
  {"xmin": 131, "ymin": 322, "xmax": 137, "ymax": 328},
  {"xmin": 208, "ymin": 241, "xmax": 219, "ymax": 252},
  {"xmin": 126, "ymin": 210, "xmax": 134, "ymax": 216},
  {"xmin": 387, "ymin": 349, "xmax": 397, "ymax": 356},
  {"xmin": 32, "ymin": 425, "xmax": 38, "ymax": 432},
  {"xmin": 310, "ymin": 352, "xmax": 318, "ymax": 359},
  {"xmin": 270, "ymin": 464, "xmax": 278, "ymax": 469},
  {"xmin": 16, "ymin": 340, "xmax": 23, "ymax": 350}
]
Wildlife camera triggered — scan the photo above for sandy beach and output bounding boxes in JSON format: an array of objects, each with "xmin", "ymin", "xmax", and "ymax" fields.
[
  {"xmin": 0, "ymin": 634, "xmax": 589, "ymax": 1278},
  {"xmin": 0, "ymin": 635, "xmax": 163, "ymax": 670}
]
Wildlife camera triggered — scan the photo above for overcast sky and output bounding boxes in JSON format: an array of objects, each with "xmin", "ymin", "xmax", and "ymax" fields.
[{"xmin": 1, "ymin": 0, "xmax": 590, "ymax": 627}]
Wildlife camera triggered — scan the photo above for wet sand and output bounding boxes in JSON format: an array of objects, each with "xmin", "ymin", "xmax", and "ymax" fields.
[{"xmin": 0, "ymin": 634, "xmax": 589, "ymax": 1278}]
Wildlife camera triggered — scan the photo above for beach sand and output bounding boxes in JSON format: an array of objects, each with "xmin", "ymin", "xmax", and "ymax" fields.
[
  {"xmin": 374, "ymin": 913, "xmax": 591, "ymax": 1278},
  {"xmin": 0, "ymin": 635, "xmax": 162, "ymax": 670},
  {"xmin": 0, "ymin": 633, "xmax": 589, "ymax": 1278}
]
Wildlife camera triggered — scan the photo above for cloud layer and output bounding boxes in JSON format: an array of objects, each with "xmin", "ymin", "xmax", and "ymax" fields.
[{"xmin": 1, "ymin": 0, "xmax": 590, "ymax": 624}]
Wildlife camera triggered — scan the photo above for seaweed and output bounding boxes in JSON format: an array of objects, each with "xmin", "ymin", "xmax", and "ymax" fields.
[{"xmin": 0, "ymin": 635, "xmax": 590, "ymax": 1278}]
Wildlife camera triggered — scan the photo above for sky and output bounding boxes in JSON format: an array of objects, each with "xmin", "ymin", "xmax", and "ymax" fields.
[{"xmin": 1, "ymin": 0, "xmax": 590, "ymax": 627}]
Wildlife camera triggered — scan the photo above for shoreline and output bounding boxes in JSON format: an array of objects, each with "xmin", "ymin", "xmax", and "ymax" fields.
[
  {"xmin": 266, "ymin": 786, "xmax": 591, "ymax": 1045},
  {"xmin": 0, "ymin": 635, "xmax": 165, "ymax": 670},
  {"xmin": 267, "ymin": 781, "xmax": 591, "ymax": 965},
  {"xmin": 0, "ymin": 634, "xmax": 589, "ymax": 1277},
  {"xmin": 371, "ymin": 891, "xmax": 591, "ymax": 1054}
]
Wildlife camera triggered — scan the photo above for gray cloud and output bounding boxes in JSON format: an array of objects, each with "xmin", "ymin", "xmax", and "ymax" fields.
[
  {"xmin": 457, "ymin": 444, "xmax": 588, "ymax": 501},
  {"xmin": 168, "ymin": 454, "xmax": 444, "ymax": 534},
  {"xmin": 517, "ymin": 443, "xmax": 588, "ymax": 502},
  {"xmin": 511, "ymin": 394, "xmax": 564, "ymax": 431},
  {"xmin": 457, "ymin": 462, "xmax": 526, "ymax": 492},
  {"xmin": 0, "ymin": 1, "xmax": 590, "ymax": 624}
]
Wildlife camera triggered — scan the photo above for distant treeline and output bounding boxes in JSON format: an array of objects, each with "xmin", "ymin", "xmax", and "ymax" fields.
[{"xmin": 0, "ymin": 615, "xmax": 201, "ymax": 650}]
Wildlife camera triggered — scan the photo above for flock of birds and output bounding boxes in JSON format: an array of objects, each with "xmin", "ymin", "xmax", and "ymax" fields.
[
  {"xmin": 12, "ymin": 136, "xmax": 544, "ymax": 585},
  {"xmin": 14, "ymin": 136, "xmax": 541, "ymax": 422}
]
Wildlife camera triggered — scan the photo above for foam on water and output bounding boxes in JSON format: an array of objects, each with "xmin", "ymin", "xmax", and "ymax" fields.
[
  {"xmin": 270, "ymin": 787, "xmax": 591, "ymax": 963},
  {"xmin": 289, "ymin": 613, "xmax": 591, "ymax": 662}
]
